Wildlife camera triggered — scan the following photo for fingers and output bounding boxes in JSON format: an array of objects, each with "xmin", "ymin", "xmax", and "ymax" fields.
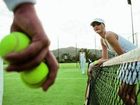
[
  {"xmin": 5, "ymin": 41, "xmax": 45, "ymax": 64},
  {"xmin": 42, "ymin": 51, "xmax": 59, "ymax": 91},
  {"xmin": 6, "ymin": 46, "xmax": 48, "ymax": 72}
]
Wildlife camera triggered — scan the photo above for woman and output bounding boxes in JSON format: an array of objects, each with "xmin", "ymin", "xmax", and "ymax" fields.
[{"xmin": 88, "ymin": 18, "xmax": 137, "ymax": 105}]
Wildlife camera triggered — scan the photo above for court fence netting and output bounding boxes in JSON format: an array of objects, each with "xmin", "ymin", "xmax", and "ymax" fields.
[{"xmin": 87, "ymin": 48, "xmax": 140, "ymax": 105}]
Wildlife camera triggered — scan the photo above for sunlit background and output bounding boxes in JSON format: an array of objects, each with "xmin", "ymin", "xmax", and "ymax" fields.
[{"xmin": 0, "ymin": 0, "xmax": 140, "ymax": 50}]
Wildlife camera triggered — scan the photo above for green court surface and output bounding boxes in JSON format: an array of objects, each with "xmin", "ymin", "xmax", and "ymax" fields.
[
  {"xmin": 3, "ymin": 62, "xmax": 140, "ymax": 105},
  {"xmin": 3, "ymin": 63, "xmax": 88, "ymax": 105}
]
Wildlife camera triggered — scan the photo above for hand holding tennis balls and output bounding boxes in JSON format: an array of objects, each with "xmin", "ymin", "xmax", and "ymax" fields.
[{"xmin": 0, "ymin": 32, "xmax": 49, "ymax": 88}]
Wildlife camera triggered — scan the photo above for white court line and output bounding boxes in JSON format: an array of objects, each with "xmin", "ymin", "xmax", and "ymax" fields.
[{"xmin": 57, "ymin": 78, "xmax": 87, "ymax": 80}]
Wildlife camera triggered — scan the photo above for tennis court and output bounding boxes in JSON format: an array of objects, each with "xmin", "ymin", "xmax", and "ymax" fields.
[{"xmin": 3, "ymin": 63, "xmax": 88, "ymax": 105}]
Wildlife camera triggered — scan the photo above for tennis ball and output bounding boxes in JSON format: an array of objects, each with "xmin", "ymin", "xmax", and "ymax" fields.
[
  {"xmin": 0, "ymin": 32, "xmax": 49, "ymax": 88},
  {"xmin": 93, "ymin": 60, "xmax": 99, "ymax": 65},
  {"xmin": 0, "ymin": 32, "xmax": 30, "ymax": 57},
  {"xmin": 20, "ymin": 62, "xmax": 49, "ymax": 88}
]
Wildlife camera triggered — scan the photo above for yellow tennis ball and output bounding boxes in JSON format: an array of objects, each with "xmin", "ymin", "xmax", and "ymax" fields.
[
  {"xmin": 20, "ymin": 62, "xmax": 49, "ymax": 88},
  {"xmin": 0, "ymin": 32, "xmax": 30, "ymax": 57},
  {"xmin": 0, "ymin": 32, "xmax": 49, "ymax": 88},
  {"xmin": 93, "ymin": 60, "xmax": 99, "ymax": 65}
]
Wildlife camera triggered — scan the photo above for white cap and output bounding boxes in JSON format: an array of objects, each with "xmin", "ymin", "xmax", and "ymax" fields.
[{"xmin": 92, "ymin": 18, "xmax": 105, "ymax": 24}]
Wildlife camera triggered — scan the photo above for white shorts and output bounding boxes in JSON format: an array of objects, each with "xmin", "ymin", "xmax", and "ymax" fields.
[{"xmin": 117, "ymin": 61, "xmax": 140, "ymax": 85}]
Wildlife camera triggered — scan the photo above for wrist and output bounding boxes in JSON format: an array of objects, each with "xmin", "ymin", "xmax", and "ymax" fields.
[
  {"xmin": 4, "ymin": 0, "xmax": 36, "ymax": 11},
  {"xmin": 14, "ymin": 3, "xmax": 35, "ymax": 14}
]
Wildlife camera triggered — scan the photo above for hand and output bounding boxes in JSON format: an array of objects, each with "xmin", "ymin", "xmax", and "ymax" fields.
[
  {"xmin": 42, "ymin": 51, "xmax": 59, "ymax": 91},
  {"xmin": 5, "ymin": 3, "xmax": 51, "ymax": 71},
  {"xmin": 87, "ymin": 59, "xmax": 107, "ymax": 79},
  {"xmin": 97, "ymin": 59, "xmax": 108, "ymax": 66}
]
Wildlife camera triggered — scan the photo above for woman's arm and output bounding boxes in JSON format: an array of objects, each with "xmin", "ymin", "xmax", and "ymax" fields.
[
  {"xmin": 105, "ymin": 32, "xmax": 125, "ymax": 55},
  {"xmin": 94, "ymin": 38, "xmax": 109, "ymax": 66},
  {"xmin": 100, "ymin": 38, "xmax": 108, "ymax": 59}
]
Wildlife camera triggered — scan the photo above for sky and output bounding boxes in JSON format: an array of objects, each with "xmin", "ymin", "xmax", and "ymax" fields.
[{"xmin": 0, "ymin": 0, "xmax": 140, "ymax": 50}]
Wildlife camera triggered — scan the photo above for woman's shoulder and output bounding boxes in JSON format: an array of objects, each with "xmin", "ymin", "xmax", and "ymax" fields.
[
  {"xmin": 106, "ymin": 31, "xmax": 117, "ymax": 36},
  {"xmin": 105, "ymin": 31, "xmax": 118, "ymax": 40}
]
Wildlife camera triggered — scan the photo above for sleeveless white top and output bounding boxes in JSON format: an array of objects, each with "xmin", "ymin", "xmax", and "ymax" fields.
[
  {"xmin": 102, "ymin": 35, "xmax": 137, "ymax": 53},
  {"xmin": 80, "ymin": 52, "xmax": 86, "ymax": 61}
]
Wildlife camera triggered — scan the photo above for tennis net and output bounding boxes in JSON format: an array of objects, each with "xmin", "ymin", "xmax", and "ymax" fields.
[{"xmin": 87, "ymin": 48, "xmax": 140, "ymax": 105}]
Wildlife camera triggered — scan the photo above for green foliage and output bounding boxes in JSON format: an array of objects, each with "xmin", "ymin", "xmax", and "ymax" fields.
[
  {"xmin": 52, "ymin": 47, "xmax": 115, "ymax": 63},
  {"xmin": 52, "ymin": 47, "xmax": 103, "ymax": 63}
]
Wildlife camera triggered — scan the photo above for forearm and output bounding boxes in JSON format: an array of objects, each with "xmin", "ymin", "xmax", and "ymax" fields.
[{"xmin": 3, "ymin": 0, "xmax": 36, "ymax": 11}]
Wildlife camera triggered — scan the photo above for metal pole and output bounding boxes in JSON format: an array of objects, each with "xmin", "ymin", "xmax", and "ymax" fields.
[
  {"xmin": 135, "ymin": 32, "xmax": 138, "ymax": 47},
  {"xmin": 130, "ymin": 3, "xmax": 135, "ymax": 44},
  {"xmin": 75, "ymin": 34, "xmax": 78, "ymax": 68},
  {"xmin": 57, "ymin": 35, "xmax": 59, "ymax": 63}
]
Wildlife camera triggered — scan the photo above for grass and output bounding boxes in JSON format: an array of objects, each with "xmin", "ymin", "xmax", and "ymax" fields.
[
  {"xmin": 2, "ymin": 63, "xmax": 140, "ymax": 105},
  {"xmin": 3, "ymin": 63, "xmax": 88, "ymax": 105}
]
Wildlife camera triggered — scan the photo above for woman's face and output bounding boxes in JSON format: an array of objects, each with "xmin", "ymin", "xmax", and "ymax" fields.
[{"xmin": 93, "ymin": 22, "xmax": 105, "ymax": 34}]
